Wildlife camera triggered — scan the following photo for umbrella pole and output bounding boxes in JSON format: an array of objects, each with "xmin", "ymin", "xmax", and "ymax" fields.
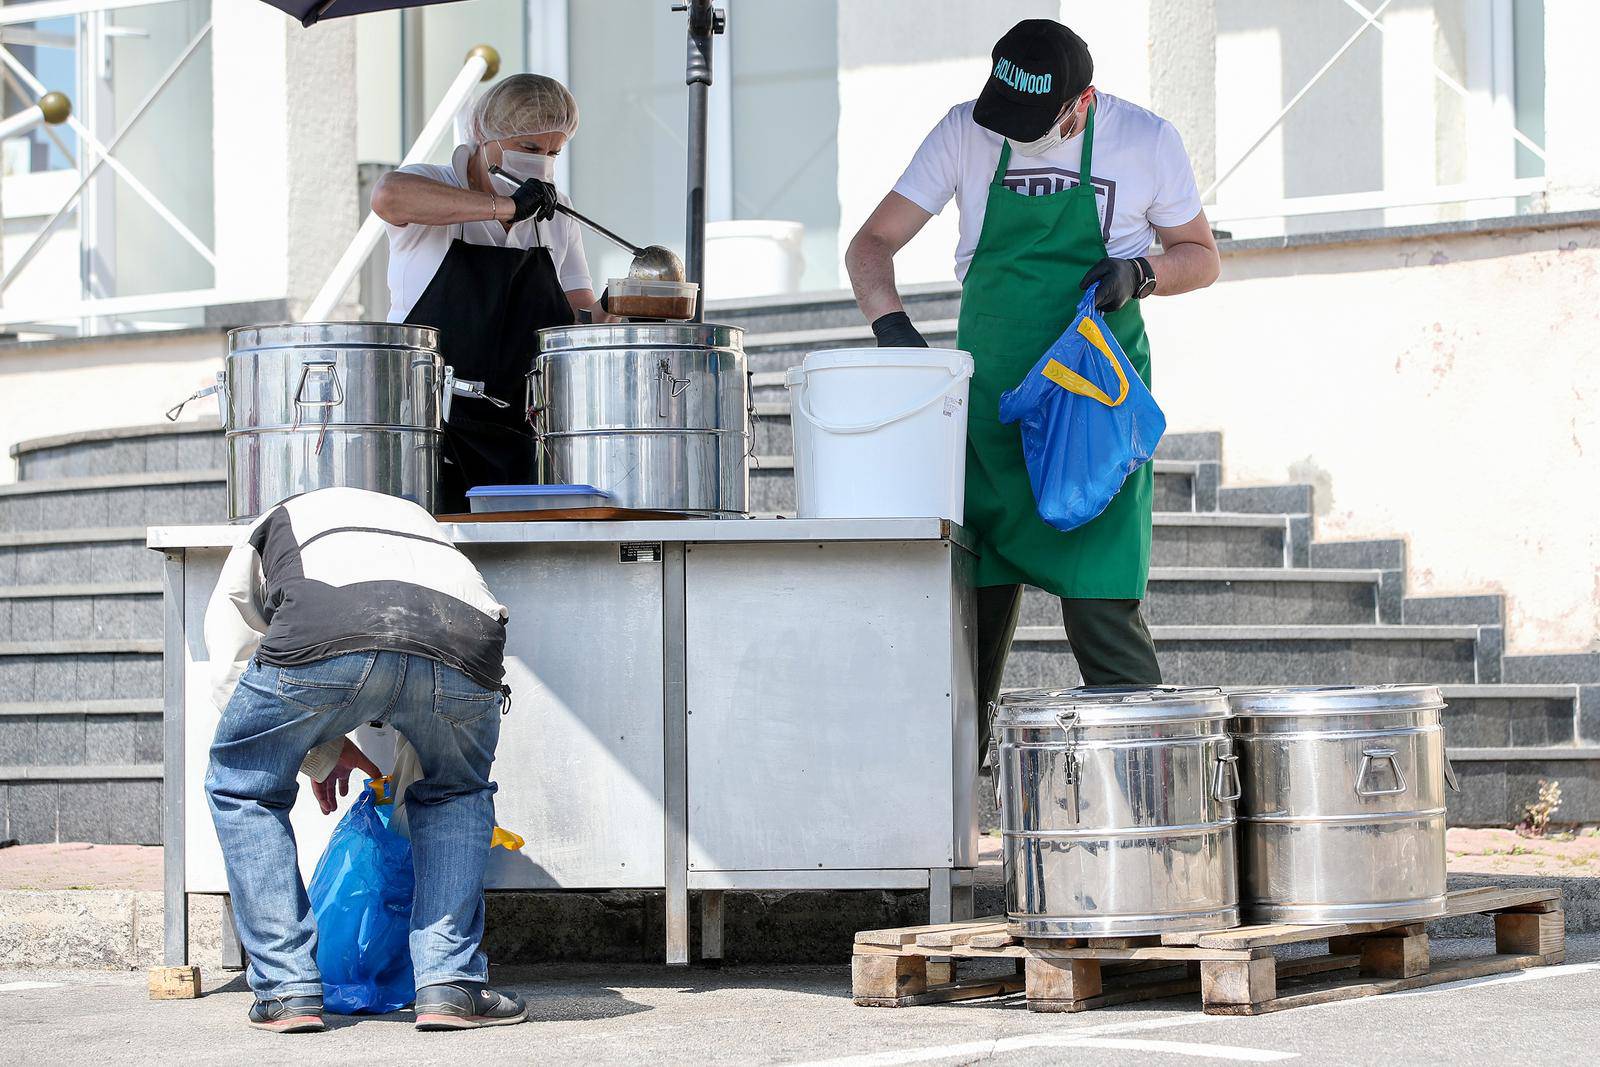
[{"xmin": 682, "ymin": 0, "xmax": 723, "ymax": 322}]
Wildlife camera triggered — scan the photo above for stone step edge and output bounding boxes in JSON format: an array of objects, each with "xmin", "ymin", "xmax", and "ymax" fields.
[
  {"xmin": 1448, "ymin": 746, "xmax": 1600, "ymax": 761},
  {"xmin": 0, "ymin": 698, "xmax": 161, "ymax": 717},
  {"xmin": 0, "ymin": 582, "xmax": 159, "ymax": 600},
  {"xmin": 1013, "ymin": 624, "xmax": 1481, "ymax": 642},
  {"xmin": 0, "ymin": 638, "xmax": 162, "ymax": 656},
  {"xmin": 1437, "ymin": 684, "xmax": 1580, "ymax": 699},
  {"xmin": 706, "ymin": 279, "xmax": 957, "ymax": 316},
  {"xmin": 748, "ymin": 511, "xmax": 1298, "ymax": 527},
  {"xmin": 0, "ymin": 469, "xmax": 226, "ymax": 498},
  {"xmin": 743, "ymin": 318, "xmax": 959, "ymax": 351},
  {"xmin": 10, "ymin": 419, "xmax": 223, "ymax": 460},
  {"xmin": 0, "ymin": 763, "xmax": 159, "ymax": 781},
  {"xmin": 749, "ymin": 456, "xmax": 1201, "ymax": 477},
  {"xmin": 0, "ymin": 526, "xmax": 150, "ymax": 548}
]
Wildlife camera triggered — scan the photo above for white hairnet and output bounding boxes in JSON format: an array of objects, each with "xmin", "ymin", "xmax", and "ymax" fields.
[{"xmin": 469, "ymin": 74, "xmax": 579, "ymax": 144}]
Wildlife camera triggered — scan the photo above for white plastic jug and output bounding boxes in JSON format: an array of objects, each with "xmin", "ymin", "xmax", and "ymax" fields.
[{"xmin": 786, "ymin": 347, "xmax": 974, "ymax": 522}]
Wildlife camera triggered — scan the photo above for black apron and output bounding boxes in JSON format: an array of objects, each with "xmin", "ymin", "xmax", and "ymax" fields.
[{"xmin": 404, "ymin": 221, "xmax": 575, "ymax": 514}]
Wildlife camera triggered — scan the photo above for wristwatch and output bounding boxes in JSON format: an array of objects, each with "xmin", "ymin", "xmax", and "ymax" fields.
[{"xmin": 1133, "ymin": 256, "xmax": 1158, "ymax": 299}]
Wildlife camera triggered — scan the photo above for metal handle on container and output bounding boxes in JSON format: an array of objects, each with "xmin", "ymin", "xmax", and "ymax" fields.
[
  {"xmin": 165, "ymin": 371, "xmax": 226, "ymax": 423},
  {"xmin": 657, "ymin": 358, "xmax": 691, "ymax": 419},
  {"xmin": 1212, "ymin": 752, "xmax": 1242, "ymax": 803},
  {"xmin": 1443, "ymin": 749, "xmax": 1460, "ymax": 793},
  {"xmin": 1355, "ymin": 747, "xmax": 1408, "ymax": 797},
  {"xmin": 292, "ymin": 360, "xmax": 343, "ymax": 455},
  {"xmin": 524, "ymin": 366, "xmax": 546, "ymax": 429},
  {"xmin": 1053, "ymin": 710, "xmax": 1080, "ymax": 788}
]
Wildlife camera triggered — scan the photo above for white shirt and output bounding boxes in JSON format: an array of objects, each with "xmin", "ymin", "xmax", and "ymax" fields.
[
  {"xmin": 384, "ymin": 144, "xmax": 593, "ymax": 322},
  {"xmin": 892, "ymin": 92, "xmax": 1203, "ymax": 282}
]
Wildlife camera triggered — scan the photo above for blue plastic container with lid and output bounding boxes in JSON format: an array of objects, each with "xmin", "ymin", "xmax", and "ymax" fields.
[{"xmin": 465, "ymin": 484, "xmax": 613, "ymax": 513}]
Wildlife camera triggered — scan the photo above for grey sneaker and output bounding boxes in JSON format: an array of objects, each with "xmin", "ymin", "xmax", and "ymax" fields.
[
  {"xmin": 414, "ymin": 981, "xmax": 527, "ymax": 1031},
  {"xmin": 247, "ymin": 994, "xmax": 325, "ymax": 1033}
]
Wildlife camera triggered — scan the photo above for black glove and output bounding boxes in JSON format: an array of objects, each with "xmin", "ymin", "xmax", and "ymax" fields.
[
  {"xmin": 1079, "ymin": 256, "xmax": 1142, "ymax": 313},
  {"xmin": 870, "ymin": 311, "xmax": 928, "ymax": 348},
  {"xmin": 509, "ymin": 177, "xmax": 558, "ymax": 224}
]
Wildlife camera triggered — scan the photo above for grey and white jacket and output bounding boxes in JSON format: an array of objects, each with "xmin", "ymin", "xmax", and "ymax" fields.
[{"xmin": 205, "ymin": 486, "xmax": 509, "ymax": 780}]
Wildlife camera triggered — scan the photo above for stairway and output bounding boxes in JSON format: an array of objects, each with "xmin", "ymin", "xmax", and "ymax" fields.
[{"xmin": 2, "ymin": 287, "xmax": 1595, "ymax": 843}]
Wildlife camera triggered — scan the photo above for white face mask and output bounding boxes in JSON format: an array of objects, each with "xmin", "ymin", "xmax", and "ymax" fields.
[
  {"xmin": 1008, "ymin": 104, "xmax": 1080, "ymax": 158},
  {"xmin": 488, "ymin": 146, "xmax": 556, "ymax": 192}
]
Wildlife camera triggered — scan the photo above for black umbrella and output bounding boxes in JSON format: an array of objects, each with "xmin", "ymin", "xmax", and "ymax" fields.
[{"xmin": 262, "ymin": 0, "xmax": 472, "ymax": 27}]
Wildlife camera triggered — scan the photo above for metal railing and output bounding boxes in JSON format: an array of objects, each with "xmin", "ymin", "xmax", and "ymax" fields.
[
  {"xmin": 0, "ymin": 0, "xmax": 232, "ymax": 333},
  {"xmin": 1208, "ymin": 0, "xmax": 1549, "ymax": 231}
]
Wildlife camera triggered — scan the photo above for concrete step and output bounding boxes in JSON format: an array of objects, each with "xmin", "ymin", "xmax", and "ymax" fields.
[
  {"xmin": 1503, "ymin": 652, "xmax": 1600, "ymax": 685},
  {"xmin": 0, "ymin": 470, "xmax": 226, "ymax": 534},
  {"xmin": 0, "ymin": 639, "xmax": 163, "ymax": 704},
  {"xmin": 0, "ymin": 701, "xmax": 161, "ymax": 770},
  {"xmin": 1019, "ymin": 567, "xmax": 1380, "ymax": 627},
  {"xmin": 1439, "ymin": 684, "xmax": 1588, "ymax": 747},
  {"xmin": 1447, "ymin": 745, "xmax": 1600, "ymax": 826},
  {"xmin": 11, "ymin": 420, "xmax": 224, "ymax": 482},
  {"xmin": 0, "ymin": 584, "xmax": 161, "ymax": 641},
  {"xmin": 743, "ymin": 320, "xmax": 959, "ymax": 374},
  {"xmin": 1002, "ymin": 623, "xmax": 1488, "ymax": 689},
  {"xmin": 0, "ymin": 529, "xmax": 160, "ymax": 587},
  {"xmin": 747, "ymin": 457, "xmax": 1205, "ymax": 514},
  {"xmin": 707, "ymin": 282, "xmax": 961, "ymax": 337},
  {"xmin": 0, "ymin": 767, "xmax": 162, "ymax": 845},
  {"xmin": 742, "ymin": 511, "xmax": 1292, "ymax": 568}
]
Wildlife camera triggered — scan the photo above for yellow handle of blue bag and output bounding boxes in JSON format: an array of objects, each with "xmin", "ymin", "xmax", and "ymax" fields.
[{"xmin": 1041, "ymin": 316, "xmax": 1129, "ymax": 407}]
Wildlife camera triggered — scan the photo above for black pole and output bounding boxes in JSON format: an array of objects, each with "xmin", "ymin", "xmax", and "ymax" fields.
[{"xmin": 680, "ymin": 0, "xmax": 723, "ymax": 322}]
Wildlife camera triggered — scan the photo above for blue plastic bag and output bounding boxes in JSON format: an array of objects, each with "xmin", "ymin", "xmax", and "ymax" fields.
[
  {"xmin": 306, "ymin": 785, "xmax": 414, "ymax": 1014},
  {"xmin": 998, "ymin": 284, "xmax": 1166, "ymax": 532}
]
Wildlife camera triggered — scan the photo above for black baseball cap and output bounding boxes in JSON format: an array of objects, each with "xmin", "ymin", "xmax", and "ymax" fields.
[{"xmin": 973, "ymin": 20, "xmax": 1093, "ymax": 141}]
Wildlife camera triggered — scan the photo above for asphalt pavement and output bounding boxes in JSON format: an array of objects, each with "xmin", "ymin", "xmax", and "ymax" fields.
[{"xmin": 3, "ymin": 935, "xmax": 1596, "ymax": 1065}]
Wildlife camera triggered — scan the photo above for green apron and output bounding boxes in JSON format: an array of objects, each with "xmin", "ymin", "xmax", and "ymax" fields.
[{"xmin": 956, "ymin": 105, "xmax": 1153, "ymax": 599}]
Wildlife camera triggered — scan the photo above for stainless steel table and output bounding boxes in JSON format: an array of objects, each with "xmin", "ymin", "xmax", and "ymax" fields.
[{"xmin": 150, "ymin": 517, "xmax": 979, "ymax": 965}]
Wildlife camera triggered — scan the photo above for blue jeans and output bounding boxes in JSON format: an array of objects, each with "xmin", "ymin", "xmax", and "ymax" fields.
[{"xmin": 205, "ymin": 650, "xmax": 502, "ymax": 1000}]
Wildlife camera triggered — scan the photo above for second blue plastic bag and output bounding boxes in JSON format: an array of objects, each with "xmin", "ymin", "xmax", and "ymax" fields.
[
  {"xmin": 998, "ymin": 284, "xmax": 1166, "ymax": 532},
  {"xmin": 306, "ymin": 784, "xmax": 414, "ymax": 1014}
]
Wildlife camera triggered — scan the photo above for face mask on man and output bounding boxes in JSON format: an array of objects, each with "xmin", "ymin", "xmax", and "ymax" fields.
[{"xmin": 1009, "ymin": 100, "xmax": 1083, "ymax": 158}]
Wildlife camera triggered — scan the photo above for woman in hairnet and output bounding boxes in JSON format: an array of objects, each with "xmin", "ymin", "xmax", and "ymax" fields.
[{"xmin": 372, "ymin": 74, "xmax": 601, "ymax": 513}]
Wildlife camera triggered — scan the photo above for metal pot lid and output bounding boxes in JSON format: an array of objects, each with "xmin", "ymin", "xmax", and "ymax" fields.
[
  {"xmin": 228, "ymin": 322, "xmax": 440, "ymax": 353},
  {"xmin": 537, "ymin": 321, "xmax": 744, "ymax": 353},
  {"xmin": 1226, "ymin": 684, "xmax": 1445, "ymax": 716},
  {"xmin": 996, "ymin": 685, "xmax": 1230, "ymax": 726}
]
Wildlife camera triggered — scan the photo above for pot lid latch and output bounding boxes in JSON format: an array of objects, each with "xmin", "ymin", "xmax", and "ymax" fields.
[
  {"xmin": 1054, "ymin": 709, "xmax": 1080, "ymax": 825},
  {"xmin": 657, "ymin": 358, "xmax": 691, "ymax": 419}
]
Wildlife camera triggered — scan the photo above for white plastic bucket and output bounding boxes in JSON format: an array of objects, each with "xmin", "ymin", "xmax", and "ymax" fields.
[{"xmin": 787, "ymin": 347, "xmax": 974, "ymax": 522}]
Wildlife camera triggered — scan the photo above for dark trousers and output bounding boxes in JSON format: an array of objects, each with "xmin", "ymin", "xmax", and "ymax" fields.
[{"xmin": 975, "ymin": 585, "xmax": 1161, "ymax": 753}]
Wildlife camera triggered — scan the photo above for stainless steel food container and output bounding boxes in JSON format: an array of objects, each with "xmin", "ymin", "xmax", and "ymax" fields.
[
  {"xmin": 530, "ymin": 322, "xmax": 749, "ymax": 516},
  {"xmin": 993, "ymin": 686, "xmax": 1241, "ymax": 938},
  {"xmin": 218, "ymin": 323, "xmax": 445, "ymax": 519},
  {"xmin": 1228, "ymin": 684, "xmax": 1456, "ymax": 924}
]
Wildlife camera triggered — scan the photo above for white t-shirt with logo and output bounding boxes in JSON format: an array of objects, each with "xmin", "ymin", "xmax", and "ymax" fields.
[
  {"xmin": 384, "ymin": 144, "xmax": 593, "ymax": 322},
  {"xmin": 892, "ymin": 92, "xmax": 1203, "ymax": 282}
]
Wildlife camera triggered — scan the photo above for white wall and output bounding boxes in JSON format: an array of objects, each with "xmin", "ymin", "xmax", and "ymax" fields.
[{"xmin": 1146, "ymin": 219, "xmax": 1600, "ymax": 654}]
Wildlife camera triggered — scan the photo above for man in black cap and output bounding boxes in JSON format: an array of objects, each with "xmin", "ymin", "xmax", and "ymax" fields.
[{"xmin": 846, "ymin": 19, "xmax": 1220, "ymax": 747}]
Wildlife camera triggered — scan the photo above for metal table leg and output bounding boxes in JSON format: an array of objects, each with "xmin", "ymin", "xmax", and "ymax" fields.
[
  {"xmin": 928, "ymin": 867, "xmax": 953, "ymax": 924},
  {"xmin": 700, "ymin": 890, "xmax": 724, "ymax": 965},
  {"xmin": 662, "ymin": 542, "xmax": 690, "ymax": 965},
  {"xmin": 161, "ymin": 551, "xmax": 188, "ymax": 967},
  {"xmin": 219, "ymin": 895, "xmax": 245, "ymax": 970}
]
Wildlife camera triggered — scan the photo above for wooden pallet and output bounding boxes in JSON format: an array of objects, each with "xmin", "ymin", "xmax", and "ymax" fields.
[{"xmin": 852, "ymin": 886, "xmax": 1565, "ymax": 1015}]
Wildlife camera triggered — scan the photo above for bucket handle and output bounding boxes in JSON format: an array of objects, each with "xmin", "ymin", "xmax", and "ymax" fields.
[
  {"xmin": 1211, "ymin": 752, "xmax": 1242, "ymax": 803},
  {"xmin": 793, "ymin": 364, "xmax": 966, "ymax": 436},
  {"xmin": 1355, "ymin": 747, "xmax": 1408, "ymax": 798}
]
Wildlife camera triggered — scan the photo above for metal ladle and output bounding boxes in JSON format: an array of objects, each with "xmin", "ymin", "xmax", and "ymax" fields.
[{"xmin": 488, "ymin": 165, "xmax": 686, "ymax": 283}]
